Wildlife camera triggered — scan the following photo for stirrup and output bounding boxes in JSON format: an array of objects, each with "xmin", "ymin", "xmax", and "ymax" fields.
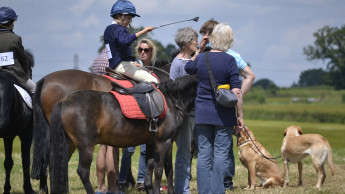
[{"xmin": 149, "ymin": 118, "xmax": 158, "ymax": 132}]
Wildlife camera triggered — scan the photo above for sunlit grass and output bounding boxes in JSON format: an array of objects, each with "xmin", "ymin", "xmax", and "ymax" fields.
[{"xmin": 1, "ymin": 119, "xmax": 344, "ymax": 193}]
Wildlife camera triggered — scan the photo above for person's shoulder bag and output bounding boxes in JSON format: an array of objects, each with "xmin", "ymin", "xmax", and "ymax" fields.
[{"xmin": 205, "ymin": 52, "xmax": 238, "ymax": 108}]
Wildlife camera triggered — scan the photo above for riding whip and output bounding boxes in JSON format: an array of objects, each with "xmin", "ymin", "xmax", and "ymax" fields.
[{"xmin": 154, "ymin": 16, "xmax": 199, "ymax": 29}]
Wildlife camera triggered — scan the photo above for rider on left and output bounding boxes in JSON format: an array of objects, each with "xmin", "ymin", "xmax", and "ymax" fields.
[{"xmin": 0, "ymin": 7, "xmax": 36, "ymax": 95}]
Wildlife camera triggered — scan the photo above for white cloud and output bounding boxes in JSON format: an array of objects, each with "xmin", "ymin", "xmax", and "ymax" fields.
[
  {"xmin": 51, "ymin": 31, "xmax": 85, "ymax": 47},
  {"xmin": 70, "ymin": 0, "xmax": 95, "ymax": 16},
  {"xmin": 81, "ymin": 14, "xmax": 101, "ymax": 28}
]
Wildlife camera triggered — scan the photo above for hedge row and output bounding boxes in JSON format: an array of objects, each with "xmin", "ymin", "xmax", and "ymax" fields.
[{"xmin": 244, "ymin": 105, "xmax": 345, "ymax": 124}]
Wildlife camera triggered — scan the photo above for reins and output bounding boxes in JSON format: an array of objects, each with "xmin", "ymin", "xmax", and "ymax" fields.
[
  {"xmin": 237, "ymin": 125, "xmax": 281, "ymax": 160},
  {"xmin": 144, "ymin": 66, "xmax": 170, "ymax": 77}
]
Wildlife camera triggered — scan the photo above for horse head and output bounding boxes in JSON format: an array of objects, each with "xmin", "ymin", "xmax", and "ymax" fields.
[{"xmin": 24, "ymin": 49, "xmax": 34, "ymax": 79}]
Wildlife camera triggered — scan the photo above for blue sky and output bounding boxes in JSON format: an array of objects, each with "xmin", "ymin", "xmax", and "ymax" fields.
[{"xmin": 2, "ymin": 0, "xmax": 345, "ymax": 87}]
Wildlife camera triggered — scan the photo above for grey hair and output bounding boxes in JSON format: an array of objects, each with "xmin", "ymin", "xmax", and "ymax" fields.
[
  {"xmin": 174, "ymin": 27, "xmax": 198, "ymax": 49},
  {"xmin": 210, "ymin": 23, "xmax": 234, "ymax": 52},
  {"xmin": 135, "ymin": 38, "xmax": 157, "ymax": 64}
]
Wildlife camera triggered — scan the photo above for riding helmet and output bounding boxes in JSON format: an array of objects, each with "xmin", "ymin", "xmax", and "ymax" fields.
[
  {"xmin": 0, "ymin": 7, "xmax": 18, "ymax": 24},
  {"xmin": 110, "ymin": 0, "xmax": 140, "ymax": 17}
]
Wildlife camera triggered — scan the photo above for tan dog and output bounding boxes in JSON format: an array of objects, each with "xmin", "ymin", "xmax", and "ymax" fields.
[
  {"xmin": 236, "ymin": 125, "xmax": 283, "ymax": 189},
  {"xmin": 281, "ymin": 125, "xmax": 335, "ymax": 188}
]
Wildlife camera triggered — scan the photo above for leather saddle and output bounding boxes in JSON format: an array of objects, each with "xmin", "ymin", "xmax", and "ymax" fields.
[{"xmin": 107, "ymin": 68, "xmax": 166, "ymax": 132}]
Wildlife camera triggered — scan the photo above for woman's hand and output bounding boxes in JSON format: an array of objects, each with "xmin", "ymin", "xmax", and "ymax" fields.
[
  {"xmin": 236, "ymin": 117, "xmax": 244, "ymax": 131},
  {"xmin": 133, "ymin": 62, "xmax": 142, "ymax": 67},
  {"xmin": 234, "ymin": 117, "xmax": 244, "ymax": 135},
  {"xmin": 198, "ymin": 35, "xmax": 209, "ymax": 53}
]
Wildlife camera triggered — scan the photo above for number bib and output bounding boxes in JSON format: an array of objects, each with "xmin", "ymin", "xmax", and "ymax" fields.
[{"xmin": 0, "ymin": 52, "xmax": 15, "ymax": 66}]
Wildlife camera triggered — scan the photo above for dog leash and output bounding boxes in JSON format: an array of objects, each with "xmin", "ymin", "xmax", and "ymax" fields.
[{"xmin": 237, "ymin": 126, "xmax": 282, "ymax": 160}]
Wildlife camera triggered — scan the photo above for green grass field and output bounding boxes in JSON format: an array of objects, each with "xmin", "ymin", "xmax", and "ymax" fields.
[{"xmin": 1, "ymin": 119, "xmax": 344, "ymax": 194}]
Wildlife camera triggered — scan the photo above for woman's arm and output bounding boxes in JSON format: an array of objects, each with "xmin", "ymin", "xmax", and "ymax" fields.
[
  {"xmin": 232, "ymin": 87, "xmax": 243, "ymax": 129},
  {"xmin": 184, "ymin": 57, "xmax": 198, "ymax": 75},
  {"xmin": 239, "ymin": 66, "xmax": 255, "ymax": 97}
]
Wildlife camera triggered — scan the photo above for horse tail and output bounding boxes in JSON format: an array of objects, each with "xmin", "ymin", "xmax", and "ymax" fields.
[
  {"xmin": 31, "ymin": 78, "xmax": 49, "ymax": 178},
  {"xmin": 49, "ymin": 101, "xmax": 69, "ymax": 193},
  {"xmin": 31, "ymin": 78, "xmax": 50, "ymax": 179}
]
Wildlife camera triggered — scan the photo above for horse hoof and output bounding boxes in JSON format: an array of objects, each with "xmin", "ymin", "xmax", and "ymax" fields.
[{"xmin": 38, "ymin": 189, "xmax": 47, "ymax": 194}]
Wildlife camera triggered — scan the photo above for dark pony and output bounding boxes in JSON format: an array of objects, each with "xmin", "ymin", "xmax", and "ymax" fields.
[
  {"xmin": 0, "ymin": 50, "xmax": 35, "ymax": 194},
  {"xmin": 30, "ymin": 65, "xmax": 174, "ymax": 193},
  {"xmin": 49, "ymin": 75, "xmax": 197, "ymax": 194}
]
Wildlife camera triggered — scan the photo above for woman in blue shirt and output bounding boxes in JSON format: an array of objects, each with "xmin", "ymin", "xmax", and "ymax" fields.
[{"xmin": 185, "ymin": 23, "xmax": 243, "ymax": 194}]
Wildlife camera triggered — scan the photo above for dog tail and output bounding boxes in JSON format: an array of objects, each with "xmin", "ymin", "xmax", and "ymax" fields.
[{"xmin": 325, "ymin": 137, "xmax": 335, "ymax": 175}]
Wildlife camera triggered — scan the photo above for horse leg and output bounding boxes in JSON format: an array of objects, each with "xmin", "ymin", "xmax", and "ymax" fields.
[
  {"xmin": 19, "ymin": 131, "xmax": 36, "ymax": 194},
  {"xmin": 126, "ymin": 165, "xmax": 136, "ymax": 188},
  {"xmin": 39, "ymin": 170, "xmax": 48, "ymax": 194},
  {"xmin": 77, "ymin": 146, "xmax": 96, "ymax": 194},
  {"xmin": 144, "ymin": 143, "xmax": 155, "ymax": 194},
  {"xmin": 164, "ymin": 140, "xmax": 174, "ymax": 194},
  {"xmin": 3, "ymin": 137, "xmax": 14, "ymax": 194},
  {"xmin": 153, "ymin": 140, "xmax": 170, "ymax": 194}
]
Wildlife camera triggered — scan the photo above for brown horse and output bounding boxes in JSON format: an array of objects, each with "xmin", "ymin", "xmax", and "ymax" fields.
[
  {"xmin": 30, "ymin": 67, "xmax": 173, "ymax": 193},
  {"xmin": 49, "ymin": 75, "xmax": 197, "ymax": 194}
]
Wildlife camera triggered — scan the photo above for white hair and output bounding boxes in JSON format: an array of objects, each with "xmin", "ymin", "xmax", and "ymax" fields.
[{"xmin": 210, "ymin": 23, "xmax": 234, "ymax": 52}]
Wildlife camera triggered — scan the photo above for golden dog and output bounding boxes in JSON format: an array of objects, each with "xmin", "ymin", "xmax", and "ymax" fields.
[
  {"xmin": 281, "ymin": 125, "xmax": 335, "ymax": 188},
  {"xmin": 236, "ymin": 125, "xmax": 283, "ymax": 189}
]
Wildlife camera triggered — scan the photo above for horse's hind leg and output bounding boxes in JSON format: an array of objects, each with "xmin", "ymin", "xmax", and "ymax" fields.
[
  {"xmin": 77, "ymin": 146, "xmax": 96, "ymax": 194},
  {"xmin": 39, "ymin": 170, "xmax": 48, "ymax": 194},
  {"xmin": 3, "ymin": 137, "xmax": 14, "ymax": 194},
  {"xmin": 144, "ymin": 143, "xmax": 154, "ymax": 194},
  {"xmin": 20, "ymin": 132, "xmax": 36, "ymax": 194},
  {"xmin": 153, "ymin": 140, "xmax": 171, "ymax": 194},
  {"xmin": 164, "ymin": 140, "xmax": 174, "ymax": 194}
]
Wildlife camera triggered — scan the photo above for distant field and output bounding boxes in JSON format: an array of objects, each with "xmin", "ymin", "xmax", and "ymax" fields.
[
  {"xmin": 1, "ymin": 119, "xmax": 344, "ymax": 194},
  {"xmin": 244, "ymin": 86, "xmax": 345, "ymax": 123}
]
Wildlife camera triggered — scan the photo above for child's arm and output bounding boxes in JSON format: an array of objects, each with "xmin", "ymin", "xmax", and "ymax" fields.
[{"xmin": 135, "ymin": 27, "xmax": 154, "ymax": 38}]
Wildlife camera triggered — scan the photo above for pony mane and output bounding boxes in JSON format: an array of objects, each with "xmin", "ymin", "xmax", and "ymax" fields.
[
  {"xmin": 159, "ymin": 75, "xmax": 197, "ymax": 95},
  {"xmin": 154, "ymin": 60, "xmax": 171, "ymax": 73},
  {"xmin": 159, "ymin": 75, "xmax": 198, "ymax": 112}
]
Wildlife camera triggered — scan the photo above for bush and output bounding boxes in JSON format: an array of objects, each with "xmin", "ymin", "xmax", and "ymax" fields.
[{"xmin": 244, "ymin": 87, "xmax": 266, "ymax": 104}]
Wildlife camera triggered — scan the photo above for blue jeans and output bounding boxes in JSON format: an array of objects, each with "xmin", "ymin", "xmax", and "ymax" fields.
[
  {"xmin": 224, "ymin": 139, "xmax": 235, "ymax": 189},
  {"xmin": 174, "ymin": 115, "xmax": 195, "ymax": 194},
  {"xmin": 196, "ymin": 124, "xmax": 233, "ymax": 194},
  {"xmin": 118, "ymin": 144, "xmax": 146, "ymax": 184},
  {"xmin": 137, "ymin": 144, "xmax": 146, "ymax": 183}
]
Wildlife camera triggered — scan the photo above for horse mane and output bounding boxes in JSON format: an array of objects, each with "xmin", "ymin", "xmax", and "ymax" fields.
[
  {"xmin": 154, "ymin": 60, "xmax": 171, "ymax": 73},
  {"xmin": 159, "ymin": 75, "xmax": 198, "ymax": 112}
]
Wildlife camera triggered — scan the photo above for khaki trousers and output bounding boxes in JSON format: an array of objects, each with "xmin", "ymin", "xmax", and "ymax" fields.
[{"xmin": 114, "ymin": 61, "xmax": 159, "ymax": 83}]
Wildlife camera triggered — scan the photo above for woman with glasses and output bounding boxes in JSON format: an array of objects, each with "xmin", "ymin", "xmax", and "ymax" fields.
[
  {"xmin": 118, "ymin": 38, "xmax": 158, "ymax": 192},
  {"xmin": 135, "ymin": 38, "xmax": 157, "ymax": 67}
]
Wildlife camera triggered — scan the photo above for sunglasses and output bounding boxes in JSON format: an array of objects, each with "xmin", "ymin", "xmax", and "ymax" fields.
[{"xmin": 138, "ymin": 47, "xmax": 151, "ymax": 53}]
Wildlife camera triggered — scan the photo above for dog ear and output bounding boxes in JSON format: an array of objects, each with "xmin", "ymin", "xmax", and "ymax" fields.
[
  {"xmin": 283, "ymin": 129, "xmax": 287, "ymax": 136},
  {"xmin": 297, "ymin": 126, "xmax": 303, "ymax": 135}
]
